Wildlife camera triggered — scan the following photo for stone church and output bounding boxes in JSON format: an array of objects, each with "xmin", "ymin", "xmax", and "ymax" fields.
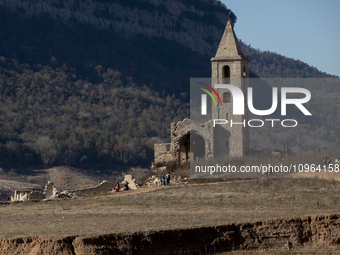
[{"xmin": 154, "ymin": 19, "xmax": 250, "ymax": 164}]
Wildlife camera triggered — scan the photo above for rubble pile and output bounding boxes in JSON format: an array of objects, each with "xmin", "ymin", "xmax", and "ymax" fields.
[
  {"xmin": 9, "ymin": 171, "xmax": 190, "ymax": 202},
  {"xmin": 44, "ymin": 181, "xmax": 71, "ymax": 199},
  {"xmin": 10, "ymin": 175, "xmax": 140, "ymax": 202},
  {"xmin": 123, "ymin": 174, "xmax": 138, "ymax": 190},
  {"xmin": 143, "ymin": 175, "xmax": 188, "ymax": 187}
]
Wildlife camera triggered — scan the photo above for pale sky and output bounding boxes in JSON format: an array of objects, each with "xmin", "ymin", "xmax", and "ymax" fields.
[{"xmin": 222, "ymin": 0, "xmax": 340, "ymax": 77}]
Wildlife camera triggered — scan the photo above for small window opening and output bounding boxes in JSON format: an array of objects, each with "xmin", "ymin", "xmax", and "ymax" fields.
[{"xmin": 223, "ymin": 65, "xmax": 230, "ymax": 83}]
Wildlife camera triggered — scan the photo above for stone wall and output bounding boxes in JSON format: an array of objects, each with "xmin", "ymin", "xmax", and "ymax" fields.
[
  {"xmin": 11, "ymin": 190, "xmax": 45, "ymax": 202},
  {"xmin": 154, "ymin": 143, "xmax": 172, "ymax": 164},
  {"xmin": 211, "ymin": 49, "xmax": 250, "ymax": 157},
  {"xmin": 171, "ymin": 118, "xmax": 213, "ymax": 163},
  {"xmin": 72, "ymin": 180, "xmax": 115, "ymax": 196},
  {"xmin": 11, "ymin": 190, "xmax": 30, "ymax": 202},
  {"xmin": 10, "ymin": 177, "xmax": 139, "ymax": 202},
  {"xmin": 27, "ymin": 191, "xmax": 45, "ymax": 201},
  {"xmin": 71, "ymin": 177, "xmax": 139, "ymax": 196},
  {"xmin": 153, "ymin": 118, "xmax": 214, "ymax": 164}
]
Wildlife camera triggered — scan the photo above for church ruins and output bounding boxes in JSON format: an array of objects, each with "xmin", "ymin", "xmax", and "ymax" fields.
[
  {"xmin": 10, "ymin": 175, "xmax": 138, "ymax": 202},
  {"xmin": 154, "ymin": 19, "xmax": 250, "ymax": 164}
]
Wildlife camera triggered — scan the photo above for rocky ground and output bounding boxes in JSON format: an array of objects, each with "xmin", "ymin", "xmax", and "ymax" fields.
[
  {"xmin": 142, "ymin": 174, "xmax": 188, "ymax": 187},
  {"xmin": 0, "ymin": 166, "xmax": 149, "ymax": 199},
  {"xmin": 0, "ymin": 177, "xmax": 340, "ymax": 253},
  {"xmin": 1, "ymin": 167, "xmax": 340, "ymax": 254}
]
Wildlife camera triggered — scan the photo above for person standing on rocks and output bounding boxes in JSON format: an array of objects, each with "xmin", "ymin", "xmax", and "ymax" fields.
[{"xmin": 166, "ymin": 173, "xmax": 170, "ymax": 185}]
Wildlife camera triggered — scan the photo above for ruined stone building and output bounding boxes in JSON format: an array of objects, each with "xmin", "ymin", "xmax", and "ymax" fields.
[{"xmin": 154, "ymin": 19, "xmax": 249, "ymax": 164}]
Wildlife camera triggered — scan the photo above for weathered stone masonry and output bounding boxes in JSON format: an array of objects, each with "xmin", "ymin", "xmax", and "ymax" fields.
[{"xmin": 154, "ymin": 19, "xmax": 250, "ymax": 164}]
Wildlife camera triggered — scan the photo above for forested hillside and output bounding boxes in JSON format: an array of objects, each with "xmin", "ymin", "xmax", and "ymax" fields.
[
  {"xmin": 0, "ymin": 59, "xmax": 188, "ymax": 169},
  {"xmin": 0, "ymin": 0, "xmax": 337, "ymax": 171}
]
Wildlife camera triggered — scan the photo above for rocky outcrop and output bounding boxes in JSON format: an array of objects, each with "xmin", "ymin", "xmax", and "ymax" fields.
[
  {"xmin": 0, "ymin": 0, "xmax": 232, "ymax": 56},
  {"xmin": 2, "ymin": 213, "xmax": 340, "ymax": 254}
]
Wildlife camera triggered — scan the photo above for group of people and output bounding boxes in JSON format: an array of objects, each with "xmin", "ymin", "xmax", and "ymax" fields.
[
  {"xmin": 159, "ymin": 173, "xmax": 171, "ymax": 186},
  {"xmin": 323, "ymin": 155, "xmax": 331, "ymax": 167},
  {"xmin": 115, "ymin": 181, "xmax": 129, "ymax": 192},
  {"xmin": 323, "ymin": 155, "xmax": 340, "ymax": 167}
]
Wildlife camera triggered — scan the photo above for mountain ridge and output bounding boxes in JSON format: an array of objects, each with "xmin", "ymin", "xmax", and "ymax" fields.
[
  {"xmin": 0, "ymin": 0, "xmax": 337, "ymax": 169},
  {"xmin": 0, "ymin": 0, "xmax": 234, "ymax": 57}
]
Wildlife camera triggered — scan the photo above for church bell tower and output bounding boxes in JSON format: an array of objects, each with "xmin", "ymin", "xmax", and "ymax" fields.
[{"xmin": 211, "ymin": 17, "xmax": 249, "ymax": 157}]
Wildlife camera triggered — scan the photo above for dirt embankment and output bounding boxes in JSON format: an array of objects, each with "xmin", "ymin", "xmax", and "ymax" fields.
[{"xmin": 1, "ymin": 213, "xmax": 340, "ymax": 254}]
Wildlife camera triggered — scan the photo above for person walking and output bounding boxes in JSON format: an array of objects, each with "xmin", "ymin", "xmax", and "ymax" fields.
[
  {"xmin": 115, "ymin": 182, "xmax": 120, "ymax": 192},
  {"xmin": 166, "ymin": 173, "xmax": 170, "ymax": 185}
]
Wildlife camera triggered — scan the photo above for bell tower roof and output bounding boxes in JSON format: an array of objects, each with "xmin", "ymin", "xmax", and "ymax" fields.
[{"xmin": 211, "ymin": 16, "xmax": 247, "ymax": 61}]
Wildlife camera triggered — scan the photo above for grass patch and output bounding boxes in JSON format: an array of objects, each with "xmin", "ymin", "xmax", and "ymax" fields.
[{"xmin": 1, "ymin": 178, "xmax": 340, "ymax": 238}]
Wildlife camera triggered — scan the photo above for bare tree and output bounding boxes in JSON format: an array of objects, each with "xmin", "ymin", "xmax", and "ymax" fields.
[{"xmin": 35, "ymin": 136, "xmax": 57, "ymax": 168}]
